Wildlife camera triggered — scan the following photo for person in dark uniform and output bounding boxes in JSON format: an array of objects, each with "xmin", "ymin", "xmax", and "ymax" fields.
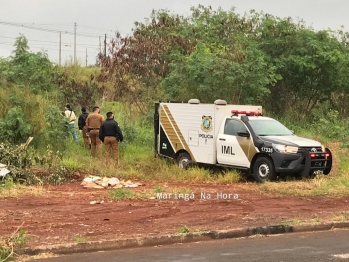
[
  {"xmin": 78, "ymin": 107, "xmax": 90, "ymax": 149},
  {"xmin": 99, "ymin": 112, "xmax": 123, "ymax": 167}
]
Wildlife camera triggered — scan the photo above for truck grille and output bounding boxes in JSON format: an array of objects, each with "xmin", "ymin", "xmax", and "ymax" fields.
[{"xmin": 297, "ymin": 147, "xmax": 322, "ymax": 153}]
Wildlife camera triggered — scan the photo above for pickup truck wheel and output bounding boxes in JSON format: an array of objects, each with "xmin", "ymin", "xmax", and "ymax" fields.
[
  {"xmin": 253, "ymin": 156, "xmax": 276, "ymax": 183},
  {"xmin": 176, "ymin": 152, "xmax": 192, "ymax": 169}
]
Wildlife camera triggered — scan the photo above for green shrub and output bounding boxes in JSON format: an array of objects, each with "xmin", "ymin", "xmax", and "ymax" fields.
[
  {"xmin": 108, "ymin": 188, "xmax": 134, "ymax": 200},
  {"xmin": 41, "ymin": 105, "xmax": 70, "ymax": 150},
  {"xmin": 0, "ymin": 107, "xmax": 32, "ymax": 144},
  {"xmin": 0, "ymin": 142, "xmax": 33, "ymax": 183},
  {"xmin": 0, "ymin": 228, "xmax": 29, "ymax": 261}
]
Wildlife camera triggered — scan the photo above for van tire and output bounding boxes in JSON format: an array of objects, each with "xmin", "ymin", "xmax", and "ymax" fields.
[
  {"xmin": 176, "ymin": 152, "xmax": 192, "ymax": 169},
  {"xmin": 253, "ymin": 156, "xmax": 276, "ymax": 183}
]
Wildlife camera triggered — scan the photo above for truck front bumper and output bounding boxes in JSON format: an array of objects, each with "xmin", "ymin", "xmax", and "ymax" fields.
[{"xmin": 271, "ymin": 148, "xmax": 332, "ymax": 176}]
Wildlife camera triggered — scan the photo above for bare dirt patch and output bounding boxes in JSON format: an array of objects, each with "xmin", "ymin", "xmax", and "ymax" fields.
[{"xmin": 1, "ymin": 182, "xmax": 349, "ymax": 248}]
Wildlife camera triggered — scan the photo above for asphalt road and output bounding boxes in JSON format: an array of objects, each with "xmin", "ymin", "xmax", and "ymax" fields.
[{"xmin": 33, "ymin": 229, "xmax": 349, "ymax": 262}]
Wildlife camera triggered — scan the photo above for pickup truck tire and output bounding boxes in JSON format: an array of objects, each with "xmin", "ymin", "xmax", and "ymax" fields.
[
  {"xmin": 253, "ymin": 156, "xmax": 276, "ymax": 183},
  {"xmin": 176, "ymin": 152, "xmax": 192, "ymax": 169}
]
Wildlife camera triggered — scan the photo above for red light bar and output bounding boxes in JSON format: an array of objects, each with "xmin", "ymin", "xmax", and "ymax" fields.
[
  {"xmin": 325, "ymin": 153, "xmax": 330, "ymax": 158},
  {"xmin": 231, "ymin": 109, "xmax": 262, "ymax": 116},
  {"xmin": 310, "ymin": 153, "xmax": 316, "ymax": 158}
]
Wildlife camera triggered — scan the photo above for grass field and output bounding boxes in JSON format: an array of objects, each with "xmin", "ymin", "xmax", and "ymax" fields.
[{"xmin": 1, "ymin": 102, "xmax": 348, "ymax": 198}]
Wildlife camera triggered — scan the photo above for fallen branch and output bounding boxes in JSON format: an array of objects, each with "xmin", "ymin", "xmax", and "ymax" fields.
[
  {"xmin": 0, "ymin": 222, "xmax": 25, "ymax": 262},
  {"xmin": 16, "ymin": 137, "xmax": 34, "ymax": 152}
]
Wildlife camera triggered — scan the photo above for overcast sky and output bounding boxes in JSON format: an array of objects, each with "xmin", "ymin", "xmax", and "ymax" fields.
[{"xmin": 0, "ymin": 0, "xmax": 348, "ymax": 66}]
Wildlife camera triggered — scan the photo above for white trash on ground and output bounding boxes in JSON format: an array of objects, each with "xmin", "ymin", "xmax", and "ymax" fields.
[
  {"xmin": 0, "ymin": 163, "xmax": 10, "ymax": 178},
  {"xmin": 81, "ymin": 176, "xmax": 142, "ymax": 189}
]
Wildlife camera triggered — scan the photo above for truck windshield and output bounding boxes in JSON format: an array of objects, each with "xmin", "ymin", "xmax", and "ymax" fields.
[{"xmin": 249, "ymin": 119, "xmax": 293, "ymax": 136}]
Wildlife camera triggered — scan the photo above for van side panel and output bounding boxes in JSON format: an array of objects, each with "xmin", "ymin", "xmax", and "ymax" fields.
[
  {"xmin": 154, "ymin": 103, "xmax": 160, "ymax": 154},
  {"xmin": 156, "ymin": 102, "xmax": 262, "ymax": 165},
  {"xmin": 158, "ymin": 125, "xmax": 176, "ymax": 158},
  {"xmin": 160, "ymin": 103, "xmax": 215, "ymax": 164}
]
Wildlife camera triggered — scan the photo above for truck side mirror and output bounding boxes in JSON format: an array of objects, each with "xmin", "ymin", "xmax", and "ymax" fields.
[{"xmin": 237, "ymin": 130, "xmax": 250, "ymax": 138}]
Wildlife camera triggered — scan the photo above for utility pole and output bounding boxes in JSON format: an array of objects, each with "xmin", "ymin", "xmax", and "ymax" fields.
[
  {"xmin": 99, "ymin": 36, "xmax": 101, "ymax": 53},
  {"xmin": 74, "ymin": 22, "xmax": 77, "ymax": 64},
  {"xmin": 59, "ymin": 32, "xmax": 61, "ymax": 66},
  {"xmin": 104, "ymin": 34, "xmax": 106, "ymax": 57},
  {"xmin": 85, "ymin": 48, "xmax": 87, "ymax": 67},
  {"xmin": 99, "ymin": 36, "xmax": 102, "ymax": 66}
]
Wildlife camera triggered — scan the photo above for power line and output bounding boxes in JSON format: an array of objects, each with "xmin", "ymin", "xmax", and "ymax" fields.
[
  {"xmin": 0, "ymin": 21, "xmax": 104, "ymax": 38},
  {"xmin": 78, "ymin": 24, "xmax": 116, "ymax": 32},
  {"xmin": 0, "ymin": 22, "xmax": 108, "ymax": 65},
  {"xmin": 29, "ymin": 46, "xmax": 97, "ymax": 54},
  {"xmin": 0, "ymin": 36, "xmax": 100, "ymax": 47},
  {"xmin": 6, "ymin": 22, "xmax": 74, "ymax": 27},
  {"xmin": 0, "ymin": 42, "xmax": 98, "ymax": 54},
  {"xmin": 4, "ymin": 22, "xmax": 116, "ymax": 32},
  {"xmin": 0, "ymin": 35, "xmax": 57, "ymax": 43},
  {"xmin": 0, "ymin": 40, "xmax": 99, "ymax": 48}
]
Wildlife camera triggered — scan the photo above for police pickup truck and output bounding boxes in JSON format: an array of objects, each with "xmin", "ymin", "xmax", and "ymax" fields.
[{"xmin": 154, "ymin": 99, "xmax": 332, "ymax": 182}]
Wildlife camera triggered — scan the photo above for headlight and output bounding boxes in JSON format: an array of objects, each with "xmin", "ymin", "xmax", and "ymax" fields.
[{"xmin": 272, "ymin": 143, "xmax": 298, "ymax": 154}]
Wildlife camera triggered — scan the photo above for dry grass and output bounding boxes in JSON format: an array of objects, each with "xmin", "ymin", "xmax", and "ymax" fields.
[
  {"xmin": 16, "ymin": 253, "xmax": 59, "ymax": 262},
  {"xmin": 0, "ymin": 183, "xmax": 47, "ymax": 198},
  {"xmin": 269, "ymin": 219, "xmax": 304, "ymax": 226},
  {"xmin": 332, "ymin": 212, "xmax": 349, "ymax": 222}
]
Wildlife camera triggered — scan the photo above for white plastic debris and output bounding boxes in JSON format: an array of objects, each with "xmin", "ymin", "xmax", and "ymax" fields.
[
  {"xmin": 83, "ymin": 177, "xmax": 93, "ymax": 183},
  {"xmin": 108, "ymin": 177, "xmax": 120, "ymax": 186},
  {"xmin": 91, "ymin": 176, "xmax": 101, "ymax": 182},
  {"xmin": 90, "ymin": 200, "xmax": 104, "ymax": 205},
  {"xmin": 0, "ymin": 164, "xmax": 10, "ymax": 177},
  {"xmin": 81, "ymin": 176, "xmax": 142, "ymax": 189},
  {"xmin": 125, "ymin": 184, "xmax": 138, "ymax": 188}
]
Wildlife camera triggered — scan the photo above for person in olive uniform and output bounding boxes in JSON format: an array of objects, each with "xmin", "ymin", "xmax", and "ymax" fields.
[
  {"xmin": 99, "ymin": 112, "xmax": 123, "ymax": 167},
  {"xmin": 85, "ymin": 106, "xmax": 104, "ymax": 157}
]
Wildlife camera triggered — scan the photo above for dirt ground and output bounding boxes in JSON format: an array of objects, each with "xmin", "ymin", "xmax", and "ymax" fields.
[{"xmin": 1, "ymin": 181, "xmax": 349, "ymax": 248}]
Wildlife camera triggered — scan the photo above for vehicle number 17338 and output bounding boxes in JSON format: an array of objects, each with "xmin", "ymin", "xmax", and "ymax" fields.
[{"xmin": 261, "ymin": 147, "xmax": 273, "ymax": 153}]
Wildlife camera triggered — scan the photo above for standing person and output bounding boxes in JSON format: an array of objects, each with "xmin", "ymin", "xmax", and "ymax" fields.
[
  {"xmin": 64, "ymin": 104, "xmax": 78, "ymax": 143},
  {"xmin": 78, "ymin": 107, "xmax": 90, "ymax": 149},
  {"xmin": 99, "ymin": 112, "xmax": 123, "ymax": 167},
  {"xmin": 85, "ymin": 106, "xmax": 104, "ymax": 157}
]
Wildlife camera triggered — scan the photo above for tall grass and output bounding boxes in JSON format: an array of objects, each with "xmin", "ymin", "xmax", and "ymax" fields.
[
  {"xmin": 58, "ymin": 101, "xmax": 243, "ymax": 184},
  {"xmin": 3, "ymin": 100, "xmax": 347, "ymax": 197},
  {"xmin": 60, "ymin": 138, "xmax": 235, "ymax": 183}
]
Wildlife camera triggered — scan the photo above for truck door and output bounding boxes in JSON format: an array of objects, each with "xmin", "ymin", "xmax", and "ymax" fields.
[{"xmin": 216, "ymin": 119, "xmax": 250, "ymax": 167}]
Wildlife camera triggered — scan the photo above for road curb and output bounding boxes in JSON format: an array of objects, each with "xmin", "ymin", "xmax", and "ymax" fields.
[{"xmin": 16, "ymin": 221, "xmax": 349, "ymax": 256}]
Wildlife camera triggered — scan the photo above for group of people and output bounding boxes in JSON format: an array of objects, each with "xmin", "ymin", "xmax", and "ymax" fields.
[{"xmin": 64, "ymin": 104, "xmax": 124, "ymax": 167}]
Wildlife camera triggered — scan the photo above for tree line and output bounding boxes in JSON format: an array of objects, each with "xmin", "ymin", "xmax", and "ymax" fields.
[
  {"xmin": 99, "ymin": 5, "xmax": 349, "ymax": 119},
  {"xmin": 1, "ymin": 5, "xmax": 349, "ymax": 145}
]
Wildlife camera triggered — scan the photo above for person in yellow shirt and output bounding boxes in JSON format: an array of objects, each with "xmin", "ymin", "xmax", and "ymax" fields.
[{"xmin": 85, "ymin": 106, "xmax": 104, "ymax": 157}]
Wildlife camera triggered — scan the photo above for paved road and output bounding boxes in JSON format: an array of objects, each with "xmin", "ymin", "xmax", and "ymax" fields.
[{"xmin": 33, "ymin": 229, "xmax": 349, "ymax": 262}]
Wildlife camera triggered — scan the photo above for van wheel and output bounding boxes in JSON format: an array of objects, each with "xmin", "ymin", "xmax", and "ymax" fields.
[
  {"xmin": 253, "ymin": 156, "xmax": 276, "ymax": 183},
  {"xmin": 176, "ymin": 152, "xmax": 192, "ymax": 169}
]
